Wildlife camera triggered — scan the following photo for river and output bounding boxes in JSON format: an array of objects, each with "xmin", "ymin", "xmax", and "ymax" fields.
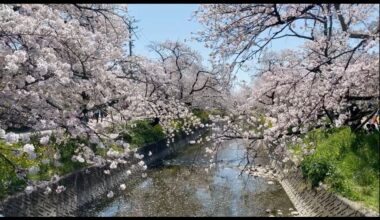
[{"xmin": 80, "ymin": 138, "xmax": 296, "ymax": 217}]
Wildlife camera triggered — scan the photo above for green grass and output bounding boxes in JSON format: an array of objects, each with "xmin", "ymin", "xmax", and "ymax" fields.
[
  {"xmin": 0, "ymin": 141, "xmax": 28, "ymax": 198},
  {"xmin": 55, "ymin": 138, "xmax": 87, "ymax": 174},
  {"xmin": 120, "ymin": 119, "xmax": 166, "ymax": 148},
  {"xmin": 119, "ymin": 111, "xmax": 209, "ymax": 149},
  {"xmin": 0, "ymin": 136, "xmax": 87, "ymax": 199},
  {"xmin": 296, "ymin": 127, "xmax": 379, "ymax": 211},
  {"xmin": 207, "ymin": 108, "xmax": 227, "ymax": 117},
  {"xmin": 191, "ymin": 108, "xmax": 211, "ymax": 124}
]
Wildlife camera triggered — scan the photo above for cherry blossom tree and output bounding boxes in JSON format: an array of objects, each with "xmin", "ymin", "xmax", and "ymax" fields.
[
  {"xmin": 147, "ymin": 40, "xmax": 232, "ymax": 109},
  {"xmin": 0, "ymin": 4, "xmax": 234, "ymax": 196},
  {"xmin": 0, "ymin": 4, "xmax": 201, "ymax": 195},
  {"xmin": 194, "ymin": 4, "xmax": 379, "ymax": 166},
  {"xmin": 0, "ymin": 3, "xmax": 146, "ymax": 194},
  {"xmin": 0, "ymin": 3, "xmax": 378, "ymax": 197},
  {"xmin": 0, "ymin": 4, "xmax": 132, "ymax": 131}
]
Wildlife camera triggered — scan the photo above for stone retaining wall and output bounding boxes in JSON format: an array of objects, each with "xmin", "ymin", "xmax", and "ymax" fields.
[
  {"xmin": 271, "ymin": 158, "xmax": 379, "ymax": 217},
  {"xmin": 0, "ymin": 128, "xmax": 207, "ymax": 217}
]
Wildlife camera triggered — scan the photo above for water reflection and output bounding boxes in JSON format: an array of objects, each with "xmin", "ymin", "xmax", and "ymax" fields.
[{"xmin": 83, "ymin": 139, "xmax": 296, "ymax": 217}]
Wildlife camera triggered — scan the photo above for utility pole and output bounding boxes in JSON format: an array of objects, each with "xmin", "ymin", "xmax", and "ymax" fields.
[
  {"xmin": 128, "ymin": 20, "xmax": 133, "ymax": 56},
  {"xmin": 128, "ymin": 18, "xmax": 138, "ymax": 57}
]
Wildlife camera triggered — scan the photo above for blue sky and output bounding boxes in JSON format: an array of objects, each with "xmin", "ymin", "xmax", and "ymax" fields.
[{"xmin": 127, "ymin": 4, "xmax": 305, "ymax": 85}]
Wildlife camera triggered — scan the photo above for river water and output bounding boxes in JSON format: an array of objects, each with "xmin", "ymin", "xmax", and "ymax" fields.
[{"xmin": 80, "ymin": 139, "xmax": 296, "ymax": 217}]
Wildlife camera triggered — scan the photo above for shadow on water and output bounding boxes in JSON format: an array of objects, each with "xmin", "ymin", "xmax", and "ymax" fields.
[{"xmin": 80, "ymin": 139, "xmax": 296, "ymax": 217}]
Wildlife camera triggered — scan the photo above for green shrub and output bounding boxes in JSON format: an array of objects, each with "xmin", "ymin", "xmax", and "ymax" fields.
[
  {"xmin": 0, "ymin": 136, "xmax": 89, "ymax": 199},
  {"xmin": 0, "ymin": 141, "xmax": 34, "ymax": 198},
  {"xmin": 57, "ymin": 139, "xmax": 86, "ymax": 174},
  {"xmin": 208, "ymin": 108, "xmax": 227, "ymax": 117},
  {"xmin": 123, "ymin": 119, "xmax": 165, "ymax": 148},
  {"xmin": 0, "ymin": 156, "xmax": 27, "ymax": 199},
  {"xmin": 192, "ymin": 108, "xmax": 210, "ymax": 124},
  {"xmin": 301, "ymin": 157, "xmax": 334, "ymax": 187},
  {"xmin": 299, "ymin": 127, "xmax": 379, "ymax": 211}
]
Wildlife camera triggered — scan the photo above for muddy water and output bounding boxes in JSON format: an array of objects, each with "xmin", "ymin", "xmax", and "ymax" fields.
[{"xmin": 81, "ymin": 139, "xmax": 296, "ymax": 217}]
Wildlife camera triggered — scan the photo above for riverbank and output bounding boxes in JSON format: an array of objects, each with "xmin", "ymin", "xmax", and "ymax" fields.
[
  {"xmin": 272, "ymin": 158, "xmax": 379, "ymax": 217},
  {"xmin": 271, "ymin": 136, "xmax": 379, "ymax": 217},
  {"xmin": 0, "ymin": 128, "xmax": 208, "ymax": 217}
]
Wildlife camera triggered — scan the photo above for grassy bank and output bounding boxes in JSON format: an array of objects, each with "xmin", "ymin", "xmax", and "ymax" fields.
[
  {"xmin": 0, "ymin": 109, "xmax": 211, "ymax": 200},
  {"xmin": 290, "ymin": 127, "xmax": 379, "ymax": 211},
  {"xmin": 0, "ymin": 137, "xmax": 86, "ymax": 199},
  {"xmin": 0, "ymin": 119, "xmax": 166, "ymax": 199},
  {"xmin": 120, "ymin": 119, "xmax": 166, "ymax": 149}
]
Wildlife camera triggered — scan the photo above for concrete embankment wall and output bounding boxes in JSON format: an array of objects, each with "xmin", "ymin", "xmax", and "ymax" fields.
[
  {"xmin": 0, "ymin": 128, "xmax": 207, "ymax": 217},
  {"xmin": 271, "ymin": 158, "xmax": 379, "ymax": 217}
]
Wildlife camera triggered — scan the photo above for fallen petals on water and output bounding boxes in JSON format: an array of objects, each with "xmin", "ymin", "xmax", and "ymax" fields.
[
  {"xmin": 107, "ymin": 191, "xmax": 114, "ymax": 198},
  {"xmin": 119, "ymin": 184, "xmax": 126, "ymax": 190}
]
